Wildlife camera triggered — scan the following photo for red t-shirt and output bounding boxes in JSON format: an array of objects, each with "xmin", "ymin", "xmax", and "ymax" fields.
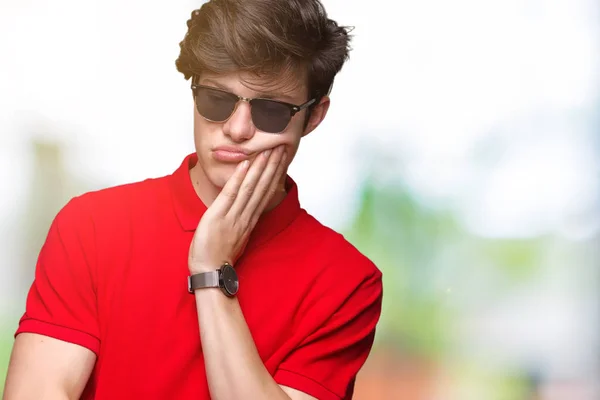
[{"xmin": 16, "ymin": 153, "xmax": 383, "ymax": 400}]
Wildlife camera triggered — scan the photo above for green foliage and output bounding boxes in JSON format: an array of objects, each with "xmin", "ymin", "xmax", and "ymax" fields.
[
  {"xmin": 477, "ymin": 239, "xmax": 544, "ymax": 281},
  {"xmin": 343, "ymin": 178, "xmax": 544, "ymax": 360},
  {"xmin": 0, "ymin": 329, "xmax": 13, "ymax": 396},
  {"xmin": 343, "ymin": 180, "xmax": 460, "ymax": 359}
]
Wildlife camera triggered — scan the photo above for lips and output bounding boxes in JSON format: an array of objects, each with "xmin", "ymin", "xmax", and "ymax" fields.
[{"xmin": 212, "ymin": 146, "xmax": 253, "ymax": 163}]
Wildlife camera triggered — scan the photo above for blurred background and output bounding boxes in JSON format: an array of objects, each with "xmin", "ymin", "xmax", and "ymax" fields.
[{"xmin": 1, "ymin": 0, "xmax": 598, "ymax": 398}]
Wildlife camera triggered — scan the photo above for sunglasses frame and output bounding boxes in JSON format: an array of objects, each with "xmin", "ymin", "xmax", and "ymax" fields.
[{"xmin": 191, "ymin": 83, "xmax": 317, "ymax": 133}]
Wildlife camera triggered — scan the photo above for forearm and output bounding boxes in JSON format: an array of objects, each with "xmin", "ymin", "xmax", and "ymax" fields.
[
  {"xmin": 4, "ymin": 366, "xmax": 76, "ymax": 400},
  {"xmin": 3, "ymin": 334, "xmax": 94, "ymax": 400},
  {"xmin": 3, "ymin": 387, "xmax": 70, "ymax": 400},
  {"xmin": 194, "ymin": 289, "xmax": 291, "ymax": 400}
]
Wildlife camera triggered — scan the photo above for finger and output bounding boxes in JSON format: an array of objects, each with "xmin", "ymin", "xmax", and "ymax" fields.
[
  {"xmin": 248, "ymin": 148, "xmax": 287, "ymax": 224},
  {"xmin": 227, "ymin": 148, "xmax": 273, "ymax": 218},
  {"xmin": 252, "ymin": 150, "xmax": 287, "ymax": 221},
  {"xmin": 210, "ymin": 159, "xmax": 250, "ymax": 214},
  {"xmin": 237, "ymin": 146, "xmax": 285, "ymax": 224}
]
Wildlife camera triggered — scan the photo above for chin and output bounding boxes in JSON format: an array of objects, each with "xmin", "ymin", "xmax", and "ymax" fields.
[{"xmin": 206, "ymin": 164, "xmax": 237, "ymax": 189}]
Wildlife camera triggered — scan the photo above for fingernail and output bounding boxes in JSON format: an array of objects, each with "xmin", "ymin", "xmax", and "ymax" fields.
[{"xmin": 263, "ymin": 149, "xmax": 272, "ymax": 158}]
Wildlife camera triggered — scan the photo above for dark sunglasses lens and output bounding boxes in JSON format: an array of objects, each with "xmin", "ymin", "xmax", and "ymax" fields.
[
  {"xmin": 195, "ymin": 87, "xmax": 237, "ymax": 122},
  {"xmin": 250, "ymin": 99, "xmax": 292, "ymax": 133}
]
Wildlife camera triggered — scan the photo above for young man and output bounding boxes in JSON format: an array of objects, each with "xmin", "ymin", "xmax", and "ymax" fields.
[{"xmin": 3, "ymin": 1, "xmax": 383, "ymax": 399}]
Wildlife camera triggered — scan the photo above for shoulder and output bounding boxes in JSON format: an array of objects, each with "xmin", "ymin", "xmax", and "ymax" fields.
[
  {"xmin": 296, "ymin": 211, "xmax": 381, "ymax": 279},
  {"xmin": 51, "ymin": 175, "xmax": 171, "ymax": 242},
  {"xmin": 77, "ymin": 175, "xmax": 168, "ymax": 211},
  {"xmin": 59, "ymin": 175, "xmax": 169, "ymax": 221},
  {"xmin": 292, "ymin": 212, "xmax": 383, "ymax": 311}
]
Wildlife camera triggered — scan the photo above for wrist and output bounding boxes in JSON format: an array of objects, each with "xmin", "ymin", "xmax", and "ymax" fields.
[
  {"xmin": 188, "ymin": 262, "xmax": 220, "ymax": 275},
  {"xmin": 188, "ymin": 262, "xmax": 239, "ymax": 297}
]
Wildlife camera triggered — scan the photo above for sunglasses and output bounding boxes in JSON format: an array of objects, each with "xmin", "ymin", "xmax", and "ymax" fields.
[{"xmin": 191, "ymin": 84, "xmax": 316, "ymax": 134}]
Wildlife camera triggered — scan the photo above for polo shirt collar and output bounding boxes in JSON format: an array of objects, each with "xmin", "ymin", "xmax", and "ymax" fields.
[{"xmin": 169, "ymin": 153, "xmax": 302, "ymax": 249}]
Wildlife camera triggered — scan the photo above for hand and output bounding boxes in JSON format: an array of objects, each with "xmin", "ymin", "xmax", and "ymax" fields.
[{"xmin": 188, "ymin": 145, "xmax": 287, "ymax": 274}]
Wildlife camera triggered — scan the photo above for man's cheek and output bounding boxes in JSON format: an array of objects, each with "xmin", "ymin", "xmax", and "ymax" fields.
[{"xmin": 262, "ymin": 137, "xmax": 294, "ymax": 152}]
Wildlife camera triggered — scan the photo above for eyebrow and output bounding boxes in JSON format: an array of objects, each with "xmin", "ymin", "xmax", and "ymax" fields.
[{"xmin": 201, "ymin": 79, "xmax": 299, "ymax": 103}]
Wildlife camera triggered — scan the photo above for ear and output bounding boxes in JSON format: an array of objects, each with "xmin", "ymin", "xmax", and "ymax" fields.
[{"xmin": 302, "ymin": 96, "xmax": 330, "ymax": 137}]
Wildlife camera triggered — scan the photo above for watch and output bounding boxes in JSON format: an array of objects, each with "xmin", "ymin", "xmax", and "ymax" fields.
[{"xmin": 187, "ymin": 263, "xmax": 239, "ymax": 297}]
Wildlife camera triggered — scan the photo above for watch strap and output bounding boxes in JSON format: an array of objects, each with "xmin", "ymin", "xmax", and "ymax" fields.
[{"xmin": 188, "ymin": 270, "xmax": 220, "ymax": 293}]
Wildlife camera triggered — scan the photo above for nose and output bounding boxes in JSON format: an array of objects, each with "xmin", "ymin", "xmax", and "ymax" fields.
[{"xmin": 222, "ymin": 100, "xmax": 255, "ymax": 143}]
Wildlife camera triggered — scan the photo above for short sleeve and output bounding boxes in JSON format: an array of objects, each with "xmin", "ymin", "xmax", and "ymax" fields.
[
  {"xmin": 274, "ymin": 270, "xmax": 383, "ymax": 400},
  {"xmin": 15, "ymin": 197, "xmax": 100, "ymax": 355}
]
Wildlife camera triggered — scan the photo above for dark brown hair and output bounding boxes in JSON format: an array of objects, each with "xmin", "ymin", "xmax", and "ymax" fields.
[{"xmin": 175, "ymin": 0, "xmax": 352, "ymax": 102}]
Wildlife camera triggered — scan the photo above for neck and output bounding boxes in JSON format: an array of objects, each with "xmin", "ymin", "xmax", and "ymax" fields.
[{"xmin": 189, "ymin": 162, "xmax": 288, "ymax": 212}]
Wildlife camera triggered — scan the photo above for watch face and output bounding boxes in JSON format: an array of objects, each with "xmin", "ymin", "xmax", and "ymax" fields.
[{"xmin": 221, "ymin": 264, "xmax": 239, "ymax": 296}]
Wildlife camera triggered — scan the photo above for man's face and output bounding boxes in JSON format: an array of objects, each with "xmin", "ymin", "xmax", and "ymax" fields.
[{"xmin": 191, "ymin": 70, "xmax": 329, "ymax": 194}]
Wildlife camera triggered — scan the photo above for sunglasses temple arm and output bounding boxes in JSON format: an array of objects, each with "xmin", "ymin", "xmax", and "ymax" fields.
[{"xmin": 297, "ymin": 98, "xmax": 317, "ymax": 111}]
